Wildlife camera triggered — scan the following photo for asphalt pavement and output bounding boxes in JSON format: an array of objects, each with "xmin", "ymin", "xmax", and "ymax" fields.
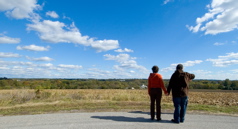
[{"xmin": 0, "ymin": 111, "xmax": 237, "ymax": 129}]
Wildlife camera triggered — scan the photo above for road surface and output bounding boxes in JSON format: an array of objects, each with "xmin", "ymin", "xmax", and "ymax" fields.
[{"xmin": 0, "ymin": 111, "xmax": 237, "ymax": 129}]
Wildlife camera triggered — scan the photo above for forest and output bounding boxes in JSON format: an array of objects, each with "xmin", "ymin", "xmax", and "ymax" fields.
[{"xmin": 0, "ymin": 77, "xmax": 237, "ymax": 90}]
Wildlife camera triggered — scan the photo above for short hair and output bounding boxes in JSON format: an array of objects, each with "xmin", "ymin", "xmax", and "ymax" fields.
[
  {"xmin": 176, "ymin": 64, "xmax": 183, "ymax": 70},
  {"xmin": 152, "ymin": 65, "xmax": 159, "ymax": 73}
]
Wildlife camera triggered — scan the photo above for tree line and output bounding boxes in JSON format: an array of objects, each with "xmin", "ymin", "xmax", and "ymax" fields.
[{"xmin": 0, "ymin": 78, "xmax": 237, "ymax": 90}]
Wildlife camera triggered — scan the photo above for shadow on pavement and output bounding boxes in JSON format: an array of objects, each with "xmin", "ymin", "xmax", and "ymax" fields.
[
  {"xmin": 128, "ymin": 111, "xmax": 173, "ymax": 115},
  {"xmin": 91, "ymin": 115, "xmax": 172, "ymax": 123}
]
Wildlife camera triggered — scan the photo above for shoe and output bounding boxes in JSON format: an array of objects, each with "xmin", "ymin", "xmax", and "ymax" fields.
[
  {"xmin": 151, "ymin": 118, "xmax": 154, "ymax": 120},
  {"xmin": 171, "ymin": 119, "xmax": 179, "ymax": 124},
  {"xmin": 157, "ymin": 118, "xmax": 162, "ymax": 121}
]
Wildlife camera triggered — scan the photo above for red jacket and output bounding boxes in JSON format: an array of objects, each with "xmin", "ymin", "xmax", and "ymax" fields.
[{"xmin": 148, "ymin": 73, "xmax": 168, "ymax": 94}]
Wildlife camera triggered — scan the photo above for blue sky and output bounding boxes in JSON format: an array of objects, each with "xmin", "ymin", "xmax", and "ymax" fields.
[{"xmin": 0, "ymin": 0, "xmax": 238, "ymax": 80}]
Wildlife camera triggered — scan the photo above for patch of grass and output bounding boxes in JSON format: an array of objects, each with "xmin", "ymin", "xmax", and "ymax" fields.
[
  {"xmin": 188, "ymin": 104, "xmax": 238, "ymax": 114},
  {"xmin": 0, "ymin": 89, "xmax": 237, "ymax": 116},
  {"xmin": 0, "ymin": 101, "xmax": 150, "ymax": 116}
]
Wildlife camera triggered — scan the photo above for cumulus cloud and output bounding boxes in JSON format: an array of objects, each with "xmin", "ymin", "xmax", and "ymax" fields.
[
  {"xmin": 58, "ymin": 64, "xmax": 82, "ymax": 69},
  {"xmin": 104, "ymin": 54, "xmax": 132, "ymax": 63},
  {"xmin": 27, "ymin": 20, "xmax": 119, "ymax": 52},
  {"xmin": 17, "ymin": 44, "xmax": 50, "ymax": 51},
  {"xmin": 104, "ymin": 53, "xmax": 148, "ymax": 74},
  {"xmin": 46, "ymin": 11, "xmax": 59, "ymax": 18},
  {"xmin": 114, "ymin": 48, "xmax": 134, "ymax": 53},
  {"xmin": 0, "ymin": 1, "xmax": 119, "ymax": 52},
  {"xmin": 5, "ymin": 61, "xmax": 33, "ymax": 66},
  {"xmin": 0, "ymin": 36, "xmax": 20, "ymax": 44},
  {"xmin": 0, "ymin": 52, "xmax": 21, "ymax": 58},
  {"xmin": 90, "ymin": 40, "xmax": 119, "ymax": 52},
  {"xmin": 0, "ymin": 60, "xmax": 83, "ymax": 78},
  {"xmin": 0, "ymin": 66, "xmax": 10, "ymax": 70},
  {"xmin": 26, "ymin": 56, "xmax": 54, "ymax": 61},
  {"xmin": 187, "ymin": 0, "xmax": 238, "ymax": 35},
  {"xmin": 162, "ymin": 60, "xmax": 203, "ymax": 72},
  {"xmin": 206, "ymin": 52, "xmax": 238, "ymax": 67},
  {"xmin": 0, "ymin": 0, "xmax": 41, "ymax": 19},
  {"xmin": 85, "ymin": 68, "xmax": 112, "ymax": 78},
  {"xmin": 192, "ymin": 70, "xmax": 212, "ymax": 74}
]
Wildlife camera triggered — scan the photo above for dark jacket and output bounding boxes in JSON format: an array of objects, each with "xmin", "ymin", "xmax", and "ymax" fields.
[{"xmin": 167, "ymin": 70, "xmax": 195, "ymax": 97}]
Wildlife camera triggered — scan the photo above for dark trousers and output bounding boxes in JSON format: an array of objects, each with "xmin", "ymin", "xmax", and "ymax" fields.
[
  {"xmin": 149, "ymin": 88, "xmax": 162, "ymax": 119},
  {"xmin": 173, "ymin": 96, "xmax": 188, "ymax": 122}
]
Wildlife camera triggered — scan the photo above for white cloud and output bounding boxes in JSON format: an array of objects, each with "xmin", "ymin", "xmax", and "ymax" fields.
[
  {"xmin": 231, "ymin": 69, "xmax": 238, "ymax": 73},
  {"xmin": 17, "ymin": 44, "xmax": 50, "ymax": 51},
  {"xmin": 187, "ymin": 0, "xmax": 238, "ymax": 35},
  {"xmin": 161, "ymin": 60, "xmax": 203, "ymax": 72},
  {"xmin": 38, "ymin": 63, "xmax": 54, "ymax": 68},
  {"xmin": 0, "ymin": 52, "xmax": 21, "ymax": 58},
  {"xmin": 104, "ymin": 54, "xmax": 132, "ymax": 63},
  {"xmin": 26, "ymin": 56, "xmax": 54, "ymax": 61},
  {"xmin": 0, "ymin": 60, "xmax": 84, "ymax": 78},
  {"xmin": 46, "ymin": 11, "xmax": 59, "ymax": 18},
  {"xmin": 85, "ymin": 68, "xmax": 112, "ymax": 78},
  {"xmin": 0, "ymin": 36, "xmax": 20, "ymax": 44},
  {"xmin": 130, "ymin": 70, "xmax": 135, "ymax": 73},
  {"xmin": 183, "ymin": 60, "xmax": 203, "ymax": 67},
  {"xmin": 206, "ymin": 52, "xmax": 238, "ymax": 67},
  {"xmin": 104, "ymin": 53, "xmax": 149, "ymax": 74},
  {"xmin": 218, "ymin": 52, "xmax": 238, "ymax": 59},
  {"xmin": 114, "ymin": 48, "xmax": 134, "ymax": 53},
  {"xmin": 90, "ymin": 40, "xmax": 119, "ymax": 52},
  {"xmin": 231, "ymin": 41, "xmax": 237, "ymax": 44},
  {"xmin": 214, "ymin": 42, "xmax": 225, "ymax": 46},
  {"xmin": 58, "ymin": 64, "xmax": 82, "ymax": 69},
  {"xmin": 163, "ymin": 0, "xmax": 171, "ymax": 5},
  {"xmin": 192, "ymin": 70, "xmax": 212, "ymax": 74},
  {"xmin": 0, "ymin": 66, "xmax": 10, "ymax": 70},
  {"xmin": 0, "ymin": 60, "xmax": 32, "ymax": 67},
  {"xmin": 0, "ymin": 0, "xmax": 41, "ymax": 19},
  {"xmin": 0, "ymin": 1, "xmax": 119, "ymax": 52},
  {"xmin": 27, "ymin": 20, "xmax": 119, "ymax": 52}
]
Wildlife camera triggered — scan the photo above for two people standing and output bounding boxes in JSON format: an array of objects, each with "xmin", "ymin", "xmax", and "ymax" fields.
[{"xmin": 148, "ymin": 64, "xmax": 195, "ymax": 123}]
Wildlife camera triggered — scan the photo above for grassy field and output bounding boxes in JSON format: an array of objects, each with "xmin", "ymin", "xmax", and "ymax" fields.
[{"xmin": 0, "ymin": 89, "xmax": 237, "ymax": 116}]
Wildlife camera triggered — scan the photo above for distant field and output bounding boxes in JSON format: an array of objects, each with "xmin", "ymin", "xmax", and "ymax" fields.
[{"xmin": 0, "ymin": 89, "xmax": 237, "ymax": 116}]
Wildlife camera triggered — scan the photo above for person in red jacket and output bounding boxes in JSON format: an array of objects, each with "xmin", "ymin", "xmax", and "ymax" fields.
[{"xmin": 148, "ymin": 65, "xmax": 168, "ymax": 121}]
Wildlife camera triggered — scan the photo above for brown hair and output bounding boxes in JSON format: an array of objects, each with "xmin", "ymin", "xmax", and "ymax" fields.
[{"xmin": 152, "ymin": 65, "xmax": 159, "ymax": 73}]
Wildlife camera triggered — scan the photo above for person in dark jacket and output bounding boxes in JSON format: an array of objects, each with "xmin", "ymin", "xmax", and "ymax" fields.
[{"xmin": 167, "ymin": 64, "xmax": 195, "ymax": 124}]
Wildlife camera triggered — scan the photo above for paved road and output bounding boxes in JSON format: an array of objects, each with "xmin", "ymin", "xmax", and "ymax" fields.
[{"xmin": 0, "ymin": 111, "xmax": 237, "ymax": 129}]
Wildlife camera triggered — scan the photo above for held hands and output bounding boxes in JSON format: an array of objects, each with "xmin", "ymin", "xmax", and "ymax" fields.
[{"xmin": 164, "ymin": 92, "xmax": 169, "ymax": 96}]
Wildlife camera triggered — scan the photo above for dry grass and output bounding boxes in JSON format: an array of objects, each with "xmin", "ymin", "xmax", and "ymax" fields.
[{"xmin": 0, "ymin": 89, "xmax": 237, "ymax": 116}]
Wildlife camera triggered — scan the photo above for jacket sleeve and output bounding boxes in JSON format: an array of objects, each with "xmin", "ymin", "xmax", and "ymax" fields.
[
  {"xmin": 185, "ymin": 72, "xmax": 195, "ymax": 80},
  {"xmin": 188, "ymin": 73, "xmax": 195, "ymax": 80}
]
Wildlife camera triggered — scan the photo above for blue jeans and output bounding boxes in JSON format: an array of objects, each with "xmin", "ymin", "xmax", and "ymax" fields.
[{"xmin": 173, "ymin": 96, "xmax": 188, "ymax": 123}]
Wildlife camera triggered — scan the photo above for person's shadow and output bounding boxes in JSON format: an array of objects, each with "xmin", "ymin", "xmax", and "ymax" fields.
[{"xmin": 91, "ymin": 111, "xmax": 172, "ymax": 123}]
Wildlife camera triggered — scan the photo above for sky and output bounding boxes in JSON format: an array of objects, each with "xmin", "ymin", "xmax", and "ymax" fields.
[{"xmin": 0, "ymin": 0, "xmax": 238, "ymax": 80}]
